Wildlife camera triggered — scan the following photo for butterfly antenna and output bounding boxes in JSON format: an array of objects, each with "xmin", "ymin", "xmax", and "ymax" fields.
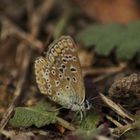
[{"xmin": 88, "ymin": 95, "xmax": 101, "ymax": 101}]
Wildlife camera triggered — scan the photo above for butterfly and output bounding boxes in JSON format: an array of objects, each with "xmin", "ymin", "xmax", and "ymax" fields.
[{"xmin": 34, "ymin": 36, "xmax": 90, "ymax": 117}]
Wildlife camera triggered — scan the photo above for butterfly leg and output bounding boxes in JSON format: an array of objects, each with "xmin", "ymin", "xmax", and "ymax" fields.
[
  {"xmin": 70, "ymin": 110, "xmax": 83, "ymax": 124},
  {"xmin": 79, "ymin": 109, "xmax": 87, "ymax": 122},
  {"xmin": 79, "ymin": 111, "xmax": 83, "ymax": 122}
]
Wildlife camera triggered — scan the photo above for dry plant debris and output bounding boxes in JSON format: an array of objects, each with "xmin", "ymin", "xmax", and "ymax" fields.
[
  {"xmin": 109, "ymin": 73, "xmax": 140, "ymax": 111},
  {"xmin": 0, "ymin": 0, "xmax": 140, "ymax": 140}
]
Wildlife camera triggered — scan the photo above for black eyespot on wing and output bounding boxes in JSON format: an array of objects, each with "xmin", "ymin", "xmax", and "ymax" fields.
[
  {"xmin": 73, "ymin": 56, "xmax": 77, "ymax": 61},
  {"xmin": 59, "ymin": 74, "xmax": 63, "ymax": 78},
  {"xmin": 56, "ymin": 81, "xmax": 60, "ymax": 84},
  {"xmin": 65, "ymin": 55, "xmax": 69, "ymax": 59},
  {"xmin": 66, "ymin": 77, "xmax": 70, "ymax": 81},
  {"xmin": 68, "ymin": 55, "xmax": 72, "ymax": 59},
  {"xmin": 66, "ymin": 86, "xmax": 69, "ymax": 89},
  {"xmin": 70, "ymin": 67, "xmax": 77, "ymax": 72},
  {"xmin": 59, "ymin": 68, "xmax": 64, "ymax": 73},
  {"xmin": 62, "ymin": 59, "xmax": 67, "ymax": 63},
  {"xmin": 61, "ymin": 64, "xmax": 65, "ymax": 69},
  {"xmin": 48, "ymin": 84, "xmax": 51, "ymax": 88},
  {"xmin": 51, "ymin": 70, "xmax": 55, "ymax": 75},
  {"xmin": 48, "ymin": 89, "xmax": 51, "ymax": 95},
  {"xmin": 72, "ymin": 77, "xmax": 77, "ymax": 82}
]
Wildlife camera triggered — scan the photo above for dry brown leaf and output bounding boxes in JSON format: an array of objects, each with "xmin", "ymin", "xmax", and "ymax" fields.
[
  {"xmin": 78, "ymin": 47, "xmax": 94, "ymax": 68},
  {"xmin": 73, "ymin": 0, "xmax": 140, "ymax": 23},
  {"xmin": 109, "ymin": 73, "xmax": 140, "ymax": 111}
]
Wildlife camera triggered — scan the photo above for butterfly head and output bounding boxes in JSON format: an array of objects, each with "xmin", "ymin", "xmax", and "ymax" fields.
[
  {"xmin": 71, "ymin": 99, "xmax": 91, "ymax": 112},
  {"xmin": 84, "ymin": 99, "xmax": 91, "ymax": 110}
]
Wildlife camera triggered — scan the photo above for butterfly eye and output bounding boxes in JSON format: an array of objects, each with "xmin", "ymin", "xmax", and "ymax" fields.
[{"xmin": 84, "ymin": 100, "xmax": 90, "ymax": 110}]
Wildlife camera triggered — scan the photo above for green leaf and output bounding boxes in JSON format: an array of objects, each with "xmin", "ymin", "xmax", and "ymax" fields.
[
  {"xmin": 77, "ymin": 21, "xmax": 140, "ymax": 60},
  {"xmin": 10, "ymin": 102, "xmax": 58, "ymax": 128},
  {"xmin": 125, "ymin": 130, "xmax": 140, "ymax": 140},
  {"xmin": 79, "ymin": 111, "xmax": 98, "ymax": 130},
  {"xmin": 124, "ymin": 114, "xmax": 140, "ymax": 140},
  {"xmin": 74, "ymin": 111, "xmax": 100, "ymax": 140},
  {"xmin": 54, "ymin": 10, "xmax": 71, "ymax": 39},
  {"xmin": 117, "ymin": 39, "xmax": 140, "ymax": 60}
]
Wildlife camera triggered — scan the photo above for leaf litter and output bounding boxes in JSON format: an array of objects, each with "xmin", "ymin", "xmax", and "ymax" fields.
[{"xmin": 0, "ymin": 0, "xmax": 140, "ymax": 140}]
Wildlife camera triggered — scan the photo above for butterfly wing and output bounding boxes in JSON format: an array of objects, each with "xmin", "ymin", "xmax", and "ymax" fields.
[
  {"xmin": 34, "ymin": 36, "xmax": 85, "ymax": 109},
  {"xmin": 47, "ymin": 36, "xmax": 85, "ymax": 104}
]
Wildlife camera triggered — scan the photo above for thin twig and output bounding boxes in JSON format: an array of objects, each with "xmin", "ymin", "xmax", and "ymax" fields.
[
  {"xmin": 83, "ymin": 63, "xmax": 127, "ymax": 76},
  {"xmin": 54, "ymin": 10, "xmax": 71, "ymax": 39},
  {"xmin": 56, "ymin": 117, "xmax": 75, "ymax": 131},
  {"xmin": 0, "ymin": 0, "xmax": 56, "ymax": 132},
  {"xmin": 1, "ymin": 16, "xmax": 43, "ymax": 51},
  {"xmin": 0, "ymin": 45, "xmax": 31, "ymax": 130},
  {"xmin": 106, "ymin": 115, "xmax": 123, "ymax": 128},
  {"xmin": 111, "ymin": 124, "xmax": 133, "ymax": 137},
  {"xmin": 93, "ymin": 73, "xmax": 115, "ymax": 83},
  {"xmin": 29, "ymin": 0, "xmax": 55, "ymax": 38},
  {"xmin": 100, "ymin": 93, "xmax": 134, "ymax": 122}
]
